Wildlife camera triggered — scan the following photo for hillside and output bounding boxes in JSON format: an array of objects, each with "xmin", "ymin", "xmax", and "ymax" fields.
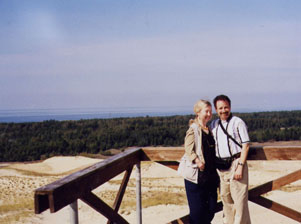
[{"xmin": 0, "ymin": 110, "xmax": 300, "ymax": 162}]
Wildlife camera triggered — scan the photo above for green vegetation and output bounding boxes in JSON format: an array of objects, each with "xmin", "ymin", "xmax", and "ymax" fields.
[
  {"xmin": 239, "ymin": 110, "xmax": 301, "ymax": 142},
  {"xmin": 0, "ymin": 111, "xmax": 301, "ymax": 162}
]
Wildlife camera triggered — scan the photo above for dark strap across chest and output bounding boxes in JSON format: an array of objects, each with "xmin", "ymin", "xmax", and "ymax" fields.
[{"xmin": 216, "ymin": 115, "xmax": 242, "ymax": 159}]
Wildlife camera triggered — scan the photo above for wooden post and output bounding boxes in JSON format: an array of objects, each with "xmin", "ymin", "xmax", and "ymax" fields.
[
  {"xmin": 69, "ymin": 200, "xmax": 79, "ymax": 224},
  {"xmin": 136, "ymin": 162, "xmax": 142, "ymax": 224}
]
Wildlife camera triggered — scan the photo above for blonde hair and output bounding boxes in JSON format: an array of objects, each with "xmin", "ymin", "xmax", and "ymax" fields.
[{"xmin": 189, "ymin": 99, "xmax": 212, "ymax": 125}]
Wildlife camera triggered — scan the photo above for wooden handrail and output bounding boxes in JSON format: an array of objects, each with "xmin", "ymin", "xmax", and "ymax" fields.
[
  {"xmin": 34, "ymin": 146, "xmax": 301, "ymax": 223},
  {"xmin": 248, "ymin": 146, "xmax": 301, "ymax": 160},
  {"xmin": 35, "ymin": 147, "xmax": 142, "ymax": 214},
  {"xmin": 142, "ymin": 146, "xmax": 301, "ymax": 161}
]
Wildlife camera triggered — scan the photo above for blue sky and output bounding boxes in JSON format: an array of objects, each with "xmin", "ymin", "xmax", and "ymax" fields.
[{"xmin": 1, "ymin": 0, "xmax": 300, "ymax": 112}]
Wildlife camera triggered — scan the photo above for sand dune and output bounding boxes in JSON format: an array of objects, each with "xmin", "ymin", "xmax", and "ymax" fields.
[
  {"xmin": 7, "ymin": 156, "xmax": 102, "ymax": 175},
  {"xmin": 0, "ymin": 155, "xmax": 300, "ymax": 224}
]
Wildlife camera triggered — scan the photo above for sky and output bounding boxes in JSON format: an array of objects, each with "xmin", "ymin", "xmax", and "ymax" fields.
[{"xmin": 0, "ymin": 0, "xmax": 300, "ymax": 113}]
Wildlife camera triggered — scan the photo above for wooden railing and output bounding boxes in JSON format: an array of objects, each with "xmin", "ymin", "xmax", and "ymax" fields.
[{"xmin": 34, "ymin": 146, "xmax": 301, "ymax": 223}]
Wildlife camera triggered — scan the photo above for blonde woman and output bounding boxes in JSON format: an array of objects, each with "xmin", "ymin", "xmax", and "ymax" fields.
[{"xmin": 178, "ymin": 100, "xmax": 219, "ymax": 224}]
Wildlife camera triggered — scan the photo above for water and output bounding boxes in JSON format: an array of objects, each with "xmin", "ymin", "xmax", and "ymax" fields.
[{"xmin": 0, "ymin": 107, "xmax": 192, "ymax": 123}]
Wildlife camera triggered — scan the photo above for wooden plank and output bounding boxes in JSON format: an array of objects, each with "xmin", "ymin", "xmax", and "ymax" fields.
[
  {"xmin": 107, "ymin": 167, "xmax": 133, "ymax": 224},
  {"xmin": 142, "ymin": 147, "xmax": 184, "ymax": 161},
  {"xmin": 142, "ymin": 146, "xmax": 301, "ymax": 161},
  {"xmin": 249, "ymin": 169, "xmax": 301, "ymax": 198},
  {"xmin": 248, "ymin": 146, "xmax": 301, "ymax": 160},
  {"xmin": 34, "ymin": 193, "xmax": 49, "ymax": 214},
  {"xmin": 157, "ymin": 161, "xmax": 179, "ymax": 171},
  {"xmin": 249, "ymin": 196, "xmax": 301, "ymax": 222},
  {"xmin": 35, "ymin": 147, "xmax": 142, "ymax": 213},
  {"xmin": 80, "ymin": 192, "xmax": 129, "ymax": 224},
  {"xmin": 168, "ymin": 215, "xmax": 189, "ymax": 224},
  {"xmin": 167, "ymin": 201, "xmax": 223, "ymax": 224}
]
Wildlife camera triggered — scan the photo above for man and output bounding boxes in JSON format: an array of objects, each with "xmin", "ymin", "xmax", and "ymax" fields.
[{"xmin": 210, "ymin": 95, "xmax": 251, "ymax": 224}]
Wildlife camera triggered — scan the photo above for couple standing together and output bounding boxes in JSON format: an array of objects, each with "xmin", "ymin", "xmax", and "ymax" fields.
[{"xmin": 178, "ymin": 94, "xmax": 251, "ymax": 224}]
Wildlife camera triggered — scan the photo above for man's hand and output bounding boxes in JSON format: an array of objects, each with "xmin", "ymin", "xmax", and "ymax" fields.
[
  {"xmin": 234, "ymin": 142, "xmax": 249, "ymax": 180},
  {"xmin": 234, "ymin": 163, "xmax": 243, "ymax": 180}
]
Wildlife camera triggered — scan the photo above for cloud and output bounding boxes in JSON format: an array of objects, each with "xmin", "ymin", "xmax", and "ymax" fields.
[{"xmin": 1, "ymin": 17, "xmax": 300, "ymax": 110}]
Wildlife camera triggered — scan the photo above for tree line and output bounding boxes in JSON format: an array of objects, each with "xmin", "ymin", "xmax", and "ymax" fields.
[{"xmin": 0, "ymin": 110, "xmax": 300, "ymax": 162}]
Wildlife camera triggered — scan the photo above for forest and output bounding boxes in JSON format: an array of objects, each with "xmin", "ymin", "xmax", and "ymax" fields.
[{"xmin": 0, "ymin": 110, "xmax": 300, "ymax": 162}]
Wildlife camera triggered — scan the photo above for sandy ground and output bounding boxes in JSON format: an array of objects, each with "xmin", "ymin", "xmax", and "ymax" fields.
[{"xmin": 0, "ymin": 152, "xmax": 301, "ymax": 224}]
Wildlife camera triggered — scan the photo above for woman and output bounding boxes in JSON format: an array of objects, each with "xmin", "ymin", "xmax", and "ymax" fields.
[{"xmin": 178, "ymin": 100, "xmax": 219, "ymax": 224}]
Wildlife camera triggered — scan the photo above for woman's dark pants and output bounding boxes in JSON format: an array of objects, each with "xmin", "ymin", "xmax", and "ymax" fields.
[{"xmin": 185, "ymin": 177, "xmax": 217, "ymax": 224}]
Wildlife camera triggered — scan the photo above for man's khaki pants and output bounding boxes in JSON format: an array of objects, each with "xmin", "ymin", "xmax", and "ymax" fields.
[{"xmin": 218, "ymin": 158, "xmax": 251, "ymax": 224}]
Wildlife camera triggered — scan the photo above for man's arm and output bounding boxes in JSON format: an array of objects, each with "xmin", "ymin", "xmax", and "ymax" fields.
[{"xmin": 234, "ymin": 142, "xmax": 249, "ymax": 180}]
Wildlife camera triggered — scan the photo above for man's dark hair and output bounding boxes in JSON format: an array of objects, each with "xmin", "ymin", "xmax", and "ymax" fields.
[{"xmin": 213, "ymin": 94, "xmax": 231, "ymax": 108}]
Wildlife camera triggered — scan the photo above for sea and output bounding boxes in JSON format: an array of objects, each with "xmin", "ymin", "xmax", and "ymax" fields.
[{"xmin": 0, "ymin": 107, "xmax": 192, "ymax": 123}]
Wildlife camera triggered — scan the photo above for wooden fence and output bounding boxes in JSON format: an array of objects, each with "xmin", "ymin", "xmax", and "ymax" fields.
[{"xmin": 34, "ymin": 146, "xmax": 301, "ymax": 223}]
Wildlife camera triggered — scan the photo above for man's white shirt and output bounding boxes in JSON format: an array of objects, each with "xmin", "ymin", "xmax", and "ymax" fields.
[{"xmin": 210, "ymin": 115, "xmax": 250, "ymax": 158}]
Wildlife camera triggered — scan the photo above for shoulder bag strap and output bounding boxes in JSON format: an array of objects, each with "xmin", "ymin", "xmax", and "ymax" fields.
[{"xmin": 218, "ymin": 119, "xmax": 242, "ymax": 148}]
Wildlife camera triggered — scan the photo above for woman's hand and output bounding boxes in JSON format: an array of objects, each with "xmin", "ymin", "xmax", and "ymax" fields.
[{"xmin": 195, "ymin": 157, "xmax": 205, "ymax": 170}]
